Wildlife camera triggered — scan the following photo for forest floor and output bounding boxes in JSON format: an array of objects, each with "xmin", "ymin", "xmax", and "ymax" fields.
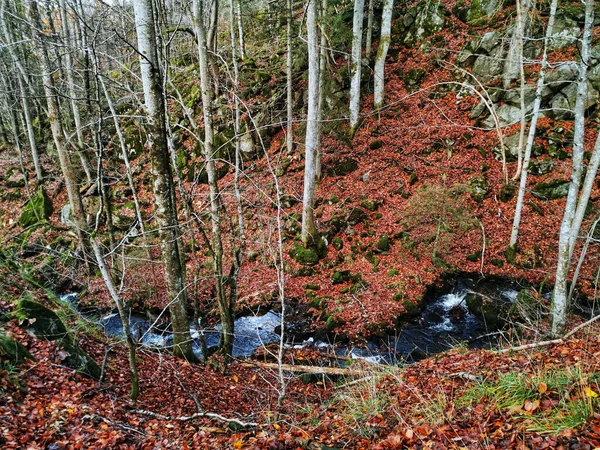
[
  {"xmin": 2, "ymin": 294, "xmax": 600, "ymax": 449},
  {"xmin": 3, "ymin": 0, "xmax": 600, "ymax": 447}
]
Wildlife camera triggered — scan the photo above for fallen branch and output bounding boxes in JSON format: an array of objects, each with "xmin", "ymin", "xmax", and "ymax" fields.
[
  {"xmin": 243, "ymin": 361, "xmax": 386, "ymax": 376},
  {"xmin": 497, "ymin": 312, "xmax": 600, "ymax": 354},
  {"xmin": 131, "ymin": 409, "xmax": 258, "ymax": 428}
]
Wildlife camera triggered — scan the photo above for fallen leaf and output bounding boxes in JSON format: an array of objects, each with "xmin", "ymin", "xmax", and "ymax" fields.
[
  {"xmin": 585, "ymin": 387, "xmax": 598, "ymax": 398},
  {"xmin": 538, "ymin": 382, "xmax": 547, "ymax": 394}
]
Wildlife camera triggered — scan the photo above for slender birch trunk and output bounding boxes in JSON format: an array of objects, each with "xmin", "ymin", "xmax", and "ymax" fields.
[
  {"xmin": 508, "ymin": 0, "xmax": 558, "ymax": 254},
  {"xmin": 349, "ymin": 0, "xmax": 365, "ymax": 131},
  {"xmin": 192, "ymin": 0, "xmax": 234, "ymax": 358},
  {"xmin": 286, "ymin": 0, "xmax": 294, "ymax": 154},
  {"xmin": 28, "ymin": 0, "xmax": 88, "ymax": 255},
  {"xmin": 316, "ymin": 0, "xmax": 327, "ymax": 179},
  {"xmin": 374, "ymin": 0, "xmax": 393, "ymax": 110},
  {"xmin": 551, "ymin": 0, "xmax": 594, "ymax": 337},
  {"xmin": 301, "ymin": 0, "xmax": 320, "ymax": 246},
  {"xmin": 59, "ymin": 0, "xmax": 93, "ymax": 183},
  {"xmin": 132, "ymin": 0, "xmax": 196, "ymax": 361},
  {"xmin": 365, "ymin": 0, "xmax": 374, "ymax": 59},
  {"xmin": 0, "ymin": 0, "xmax": 43, "ymax": 182},
  {"xmin": 90, "ymin": 238, "xmax": 139, "ymax": 402},
  {"xmin": 236, "ymin": 0, "xmax": 246, "ymax": 59}
]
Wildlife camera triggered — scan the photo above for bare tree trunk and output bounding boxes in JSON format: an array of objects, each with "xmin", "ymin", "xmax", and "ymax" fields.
[
  {"xmin": 132, "ymin": 0, "xmax": 196, "ymax": 361},
  {"xmin": 192, "ymin": 0, "xmax": 234, "ymax": 359},
  {"xmin": 374, "ymin": 0, "xmax": 393, "ymax": 110},
  {"xmin": 508, "ymin": 0, "xmax": 558, "ymax": 254},
  {"xmin": 90, "ymin": 238, "xmax": 139, "ymax": 402},
  {"xmin": 286, "ymin": 0, "xmax": 294, "ymax": 154},
  {"xmin": 28, "ymin": 0, "xmax": 88, "ymax": 256},
  {"xmin": 236, "ymin": 0, "xmax": 246, "ymax": 59},
  {"xmin": 0, "ymin": 0, "xmax": 43, "ymax": 182},
  {"xmin": 552, "ymin": 0, "xmax": 594, "ymax": 337},
  {"xmin": 503, "ymin": 0, "xmax": 530, "ymax": 89},
  {"xmin": 365, "ymin": 0, "xmax": 374, "ymax": 59},
  {"xmin": 349, "ymin": 0, "xmax": 365, "ymax": 131},
  {"xmin": 59, "ymin": 0, "xmax": 93, "ymax": 183},
  {"xmin": 316, "ymin": 0, "xmax": 327, "ymax": 179},
  {"xmin": 301, "ymin": 0, "xmax": 320, "ymax": 246}
]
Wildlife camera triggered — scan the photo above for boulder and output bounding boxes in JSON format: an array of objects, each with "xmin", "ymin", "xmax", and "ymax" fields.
[
  {"xmin": 483, "ymin": 104, "xmax": 523, "ymax": 127},
  {"xmin": 470, "ymin": 175, "xmax": 489, "ymax": 203},
  {"xmin": 550, "ymin": 81, "xmax": 599, "ymax": 120},
  {"xmin": 239, "ymin": 132, "xmax": 255, "ymax": 158},
  {"xmin": 19, "ymin": 187, "xmax": 53, "ymax": 228},
  {"xmin": 399, "ymin": 1, "xmax": 447, "ymax": 48},
  {"xmin": 16, "ymin": 298, "xmax": 101, "ymax": 379},
  {"xmin": 453, "ymin": 0, "xmax": 503, "ymax": 24},
  {"xmin": 546, "ymin": 62, "xmax": 579, "ymax": 92},
  {"xmin": 472, "ymin": 46, "xmax": 505, "ymax": 81},
  {"xmin": 0, "ymin": 332, "xmax": 34, "ymax": 364},
  {"xmin": 326, "ymin": 158, "xmax": 358, "ymax": 177},
  {"xmin": 548, "ymin": 16, "xmax": 580, "ymax": 52},
  {"xmin": 532, "ymin": 179, "xmax": 570, "ymax": 200}
]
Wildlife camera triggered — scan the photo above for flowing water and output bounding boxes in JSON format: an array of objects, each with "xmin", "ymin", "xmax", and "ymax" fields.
[{"xmin": 59, "ymin": 279, "xmax": 518, "ymax": 364}]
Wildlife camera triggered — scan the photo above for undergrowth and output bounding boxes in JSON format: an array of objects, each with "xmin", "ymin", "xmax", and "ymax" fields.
[{"xmin": 460, "ymin": 367, "xmax": 600, "ymax": 434}]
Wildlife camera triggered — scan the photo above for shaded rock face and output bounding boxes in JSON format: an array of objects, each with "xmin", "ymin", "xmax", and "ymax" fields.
[
  {"xmin": 453, "ymin": 0, "xmax": 504, "ymax": 24},
  {"xmin": 16, "ymin": 298, "xmax": 101, "ymax": 379},
  {"xmin": 19, "ymin": 187, "xmax": 53, "ymax": 228},
  {"xmin": 532, "ymin": 179, "xmax": 570, "ymax": 200},
  {"xmin": 394, "ymin": 1, "xmax": 447, "ymax": 48}
]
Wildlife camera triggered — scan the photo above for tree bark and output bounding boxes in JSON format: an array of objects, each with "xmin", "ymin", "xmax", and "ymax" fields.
[
  {"xmin": 0, "ymin": 0, "xmax": 43, "ymax": 182},
  {"xmin": 236, "ymin": 0, "xmax": 246, "ymax": 59},
  {"xmin": 349, "ymin": 0, "xmax": 365, "ymax": 131},
  {"xmin": 301, "ymin": 0, "xmax": 320, "ymax": 246},
  {"xmin": 192, "ymin": 0, "xmax": 234, "ymax": 358},
  {"xmin": 132, "ymin": 0, "xmax": 196, "ymax": 361},
  {"xmin": 316, "ymin": 0, "xmax": 327, "ymax": 179},
  {"xmin": 365, "ymin": 0, "xmax": 374, "ymax": 59},
  {"xmin": 286, "ymin": 0, "xmax": 294, "ymax": 155},
  {"xmin": 551, "ymin": 0, "xmax": 594, "ymax": 337},
  {"xmin": 28, "ymin": 0, "xmax": 88, "ymax": 255},
  {"xmin": 508, "ymin": 0, "xmax": 558, "ymax": 254},
  {"xmin": 59, "ymin": 0, "xmax": 93, "ymax": 183},
  {"xmin": 374, "ymin": 0, "xmax": 393, "ymax": 110}
]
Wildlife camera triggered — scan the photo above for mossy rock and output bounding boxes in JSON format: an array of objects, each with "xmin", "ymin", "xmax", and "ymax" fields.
[
  {"xmin": 360, "ymin": 199, "xmax": 379, "ymax": 211},
  {"xmin": 465, "ymin": 293, "xmax": 507, "ymax": 329},
  {"xmin": 466, "ymin": 250, "xmax": 482, "ymax": 262},
  {"xmin": 275, "ymin": 158, "xmax": 292, "ymax": 177},
  {"xmin": 529, "ymin": 158, "xmax": 555, "ymax": 176},
  {"xmin": 304, "ymin": 282, "xmax": 321, "ymax": 291},
  {"xmin": 402, "ymin": 299, "xmax": 420, "ymax": 318},
  {"xmin": 470, "ymin": 176, "xmax": 489, "ymax": 203},
  {"xmin": 532, "ymin": 179, "xmax": 570, "ymax": 200},
  {"xmin": 499, "ymin": 183, "xmax": 517, "ymax": 202},
  {"xmin": 325, "ymin": 315, "xmax": 344, "ymax": 331},
  {"xmin": 369, "ymin": 140, "xmax": 383, "ymax": 150},
  {"xmin": 375, "ymin": 235, "xmax": 391, "ymax": 252},
  {"xmin": 347, "ymin": 208, "xmax": 368, "ymax": 226},
  {"xmin": 403, "ymin": 68, "xmax": 426, "ymax": 90},
  {"xmin": 327, "ymin": 158, "xmax": 359, "ymax": 177},
  {"xmin": 16, "ymin": 299, "xmax": 100, "ymax": 379},
  {"xmin": 0, "ymin": 332, "xmax": 34, "ymax": 364},
  {"xmin": 332, "ymin": 237, "xmax": 343, "ymax": 250},
  {"xmin": 19, "ymin": 187, "xmax": 53, "ymax": 228},
  {"xmin": 17, "ymin": 298, "xmax": 68, "ymax": 340},
  {"xmin": 289, "ymin": 242, "xmax": 323, "ymax": 266},
  {"xmin": 195, "ymin": 164, "xmax": 229, "ymax": 185},
  {"xmin": 511, "ymin": 289, "xmax": 546, "ymax": 321}
]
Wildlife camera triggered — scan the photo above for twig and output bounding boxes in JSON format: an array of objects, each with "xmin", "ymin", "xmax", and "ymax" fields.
[
  {"xmin": 131, "ymin": 409, "xmax": 258, "ymax": 428},
  {"xmin": 498, "ymin": 312, "xmax": 600, "ymax": 354}
]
